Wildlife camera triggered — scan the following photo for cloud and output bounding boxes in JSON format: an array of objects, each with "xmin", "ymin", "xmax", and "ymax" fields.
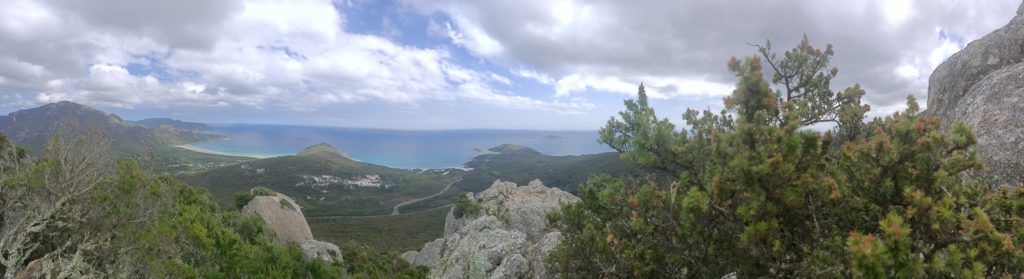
[
  {"xmin": 405, "ymin": 0, "xmax": 1020, "ymax": 110},
  {"xmin": 0, "ymin": 0, "xmax": 576, "ymax": 113},
  {"xmin": 2, "ymin": 0, "xmax": 1020, "ymax": 128},
  {"xmin": 511, "ymin": 67, "xmax": 554, "ymax": 85},
  {"xmin": 554, "ymin": 74, "xmax": 733, "ymax": 100}
]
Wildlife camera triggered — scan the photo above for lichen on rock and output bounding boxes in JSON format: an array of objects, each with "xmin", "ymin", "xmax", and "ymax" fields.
[
  {"xmin": 242, "ymin": 191, "xmax": 343, "ymax": 263},
  {"xmin": 402, "ymin": 179, "xmax": 579, "ymax": 279},
  {"xmin": 927, "ymin": 2, "xmax": 1024, "ymax": 187}
]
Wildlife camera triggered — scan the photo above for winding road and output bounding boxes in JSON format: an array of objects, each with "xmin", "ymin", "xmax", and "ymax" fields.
[{"xmin": 391, "ymin": 176, "xmax": 461, "ymax": 215}]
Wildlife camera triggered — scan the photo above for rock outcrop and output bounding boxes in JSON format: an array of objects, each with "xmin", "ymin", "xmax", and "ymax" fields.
[
  {"xmin": 927, "ymin": 2, "xmax": 1024, "ymax": 187},
  {"xmin": 402, "ymin": 179, "xmax": 579, "ymax": 278},
  {"xmin": 242, "ymin": 192, "xmax": 342, "ymax": 263}
]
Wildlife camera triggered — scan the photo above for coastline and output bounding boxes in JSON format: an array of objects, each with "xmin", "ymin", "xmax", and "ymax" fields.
[{"xmin": 175, "ymin": 144, "xmax": 271, "ymax": 159}]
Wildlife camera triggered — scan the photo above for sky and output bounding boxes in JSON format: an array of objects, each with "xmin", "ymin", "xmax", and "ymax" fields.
[{"xmin": 0, "ymin": 0, "xmax": 1018, "ymax": 130}]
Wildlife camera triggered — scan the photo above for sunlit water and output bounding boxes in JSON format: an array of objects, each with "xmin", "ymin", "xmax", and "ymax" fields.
[{"xmin": 187, "ymin": 124, "xmax": 613, "ymax": 169}]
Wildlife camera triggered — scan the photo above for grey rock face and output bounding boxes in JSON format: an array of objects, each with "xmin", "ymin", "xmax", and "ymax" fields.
[
  {"xmin": 403, "ymin": 179, "xmax": 579, "ymax": 279},
  {"xmin": 927, "ymin": 2, "xmax": 1024, "ymax": 187},
  {"xmin": 242, "ymin": 194, "xmax": 313, "ymax": 243},
  {"xmin": 402, "ymin": 238, "xmax": 444, "ymax": 268},
  {"xmin": 432, "ymin": 216, "xmax": 529, "ymax": 279},
  {"xmin": 242, "ymin": 193, "xmax": 342, "ymax": 263},
  {"xmin": 301, "ymin": 239, "xmax": 343, "ymax": 263}
]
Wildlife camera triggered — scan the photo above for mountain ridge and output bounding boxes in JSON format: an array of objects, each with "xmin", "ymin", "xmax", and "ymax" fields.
[
  {"xmin": 129, "ymin": 117, "xmax": 214, "ymax": 131},
  {"xmin": 0, "ymin": 101, "xmax": 225, "ymax": 154}
]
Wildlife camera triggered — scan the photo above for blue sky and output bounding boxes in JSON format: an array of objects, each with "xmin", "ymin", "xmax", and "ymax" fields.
[{"xmin": 0, "ymin": 0, "xmax": 1018, "ymax": 129}]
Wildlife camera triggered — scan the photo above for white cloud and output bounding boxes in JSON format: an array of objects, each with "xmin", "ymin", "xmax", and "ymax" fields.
[
  {"xmin": 895, "ymin": 63, "xmax": 919, "ymax": 79},
  {"xmin": 882, "ymin": 0, "xmax": 914, "ymax": 28},
  {"xmin": 0, "ymin": 0, "xmax": 575, "ymax": 114},
  {"xmin": 406, "ymin": 0, "xmax": 1020, "ymax": 112},
  {"xmin": 511, "ymin": 67, "xmax": 554, "ymax": 85},
  {"xmin": 444, "ymin": 19, "xmax": 504, "ymax": 58},
  {"xmin": 554, "ymin": 74, "xmax": 732, "ymax": 100}
]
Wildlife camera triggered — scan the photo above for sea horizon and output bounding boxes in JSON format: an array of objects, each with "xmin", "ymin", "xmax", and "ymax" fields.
[{"xmin": 187, "ymin": 124, "xmax": 614, "ymax": 169}]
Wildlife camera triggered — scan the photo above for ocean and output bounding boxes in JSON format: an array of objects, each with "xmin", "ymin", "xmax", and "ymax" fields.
[{"xmin": 187, "ymin": 124, "xmax": 614, "ymax": 169}]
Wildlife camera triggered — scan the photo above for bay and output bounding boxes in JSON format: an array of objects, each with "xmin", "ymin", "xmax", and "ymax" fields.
[{"xmin": 187, "ymin": 124, "xmax": 613, "ymax": 169}]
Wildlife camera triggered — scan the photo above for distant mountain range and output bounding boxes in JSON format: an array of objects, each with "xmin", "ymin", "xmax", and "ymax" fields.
[
  {"xmin": 129, "ymin": 117, "xmax": 214, "ymax": 131},
  {"xmin": 0, "ymin": 101, "xmax": 224, "ymax": 154}
]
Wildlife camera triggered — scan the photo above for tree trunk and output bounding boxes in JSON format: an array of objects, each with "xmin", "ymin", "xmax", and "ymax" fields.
[{"xmin": 3, "ymin": 261, "xmax": 21, "ymax": 279}]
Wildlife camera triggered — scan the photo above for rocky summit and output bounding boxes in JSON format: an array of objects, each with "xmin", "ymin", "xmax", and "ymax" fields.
[
  {"xmin": 242, "ymin": 192, "xmax": 343, "ymax": 263},
  {"xmin": 927, "ymin": 2, "xmax": 1024, "ymax": 187},
  {"xmin": 402, "ymin": 179, "xmax": 579, "ymax": 279}
]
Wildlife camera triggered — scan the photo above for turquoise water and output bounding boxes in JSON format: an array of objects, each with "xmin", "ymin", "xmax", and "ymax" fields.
[{"xmin": 189, "ymin": 124, "xmax": 613, "ymax": 169}]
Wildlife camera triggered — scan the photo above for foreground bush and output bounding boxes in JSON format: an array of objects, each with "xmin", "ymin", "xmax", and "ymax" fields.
[{"xmin": 548, "ymin": 38, "xmax": 1024, "ymax": 278}]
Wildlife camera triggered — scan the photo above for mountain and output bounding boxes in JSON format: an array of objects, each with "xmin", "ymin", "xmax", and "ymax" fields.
[
  {"xmin": 926, "ymin": 3, "xmax": 1024, "ymax": 187},
  {"xmin": 0, "ymin": 101, "xmax": 225, "ymax": 154},
  {"xmin": 179, "ymin": 143, "xmax": 457, "ymax": 216},
  {"xmin": 297, "ymin": 142, "xmax": 352, "ymax": 159},
  {"xmin": 488, "ymin": 143, "xmax": 542, "ymax": 155},
  {"xmin": 129, "ymin": 117, "xmax": 214, "ymax": 131}
]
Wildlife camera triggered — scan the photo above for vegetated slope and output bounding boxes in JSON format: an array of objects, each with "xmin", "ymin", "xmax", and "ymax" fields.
[
  {"xmin": 181, "ymin": 143, "xmax": 455, "ymax": 216},
  {"xmin": 400, "ymin": 144, "xmax": 639, "ymax": 212},
  {"xmin": 487, "ymin": 143, "xmax": 542, "ymax": 155},
  {"xmin": 136, "ymin": 146, "xmax": 254, "ymax": 176},
  {"xmin": 0, "ymin": 101, "xmax": 224, "ymax": 154},
  {"xmin": 307, "ymin": 205, "xmax": 450, "ymax": 253},
  {"xmin": 0, "ymin": 132, "xmax": 425, "ymax": 278},
  {"xmin": 129, "ymin": 117, "xmax": 215, "ymax": 131}
]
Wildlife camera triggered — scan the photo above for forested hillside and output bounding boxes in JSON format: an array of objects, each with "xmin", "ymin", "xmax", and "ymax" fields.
[{"xmin": 0, "ymin": 128, "xmax": 425, "ymax": 278}]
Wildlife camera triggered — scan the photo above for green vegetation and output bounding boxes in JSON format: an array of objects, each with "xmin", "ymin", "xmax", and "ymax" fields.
[
  {"xmin": 129, "ymin": 117, "xmax": 214, "ymax": 131},
  {"xmin": 342, "ymin": 242, "xmax": 428, "ymax": 278},
  {"xmin": 548, "ymin": 37, "xmax": 1024, "ymax": 277},
  {"xmin": 459, "ymin": 151, "xmax": 637, "ymax": 195},
  {"xmin": 280, "ymin": 198, "xmax": 296, "ymax": 210},
  {"xmin": 404, "ymin": 150, "xmax": 638, "ymax": 213},
  {"xmin": 234, "ymin": 191, "xmax": 255, "ymax": 209},
  {"xmin": 453, "ymin": 192, "xmax": 481, "ymax": 218},
  {"xmin": 252, "ymin": 186, "xmax": 277, "ymax": 196},
  {"xmin": 181, "ymin": 147, "xmax": 455, "ymax": 216},
  {"xmin": 0, "ymin": 128, "xmax": 424, "ymax": 278},
  {"xmin": 134, "ymin": 146, "xmax": 252, "ymax": 176},
  {"xmin": 308, "ymin": 205, "xmax": 450, "ymax": 252},
  {"xmin": 487, "ymin": 143, "xmax": 541, "ymax": 155},
  {"xmin": 233, "ymin": 186, "xmax": 278, "ymax": 209},
  {"xmin": 298, "ymin": 142, "xmax": 350, "ymax": 157},
  {"xmin": 0, "ymin": 134, "xmax": 30, "ymax": 179}
]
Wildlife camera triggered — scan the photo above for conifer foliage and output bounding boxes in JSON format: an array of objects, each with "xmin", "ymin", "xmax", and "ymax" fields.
[{"xmin": 548, "ymin": 38, "xmax": 1024, "ymax": 278}]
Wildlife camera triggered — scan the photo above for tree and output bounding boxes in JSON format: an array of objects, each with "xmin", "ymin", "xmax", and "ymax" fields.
[
  {"xmin": 0, "ymin": 124, "xmax": 112, "ymax": 279},
  {"xmin": 0, "ymin": 134, "xmax": 30, "ymax": 180},
  {"xmin": 752, "ymin": 36, "xmax": 869, "ymax": 130},
  {"xmin": 549, "ymin": 38, "xmax": 1024, "ymax": 277}
]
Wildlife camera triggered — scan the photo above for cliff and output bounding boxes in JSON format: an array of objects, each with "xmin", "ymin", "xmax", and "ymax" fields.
[
  {"xmin": 402, "ymin": 179, "xmax": 578, "ymax": 278},
  {"xmin": 926, "ymin": 2, "xmax": 1024, "ymax": 187}
]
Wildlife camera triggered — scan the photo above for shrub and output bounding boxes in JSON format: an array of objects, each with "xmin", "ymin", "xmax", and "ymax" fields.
[
  {"xmin": 453, "ymin": 192, "xmax": 481, "ymax": 218},
  {"xmin": 548, "ymin": 38, "xmax": 1024, "ymax": 278}
]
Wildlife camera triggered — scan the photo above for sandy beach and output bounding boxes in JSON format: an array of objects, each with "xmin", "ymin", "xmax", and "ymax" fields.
[{"xmin": 175, "ymin": 144, "xmax": 270, "ymax": 158}]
